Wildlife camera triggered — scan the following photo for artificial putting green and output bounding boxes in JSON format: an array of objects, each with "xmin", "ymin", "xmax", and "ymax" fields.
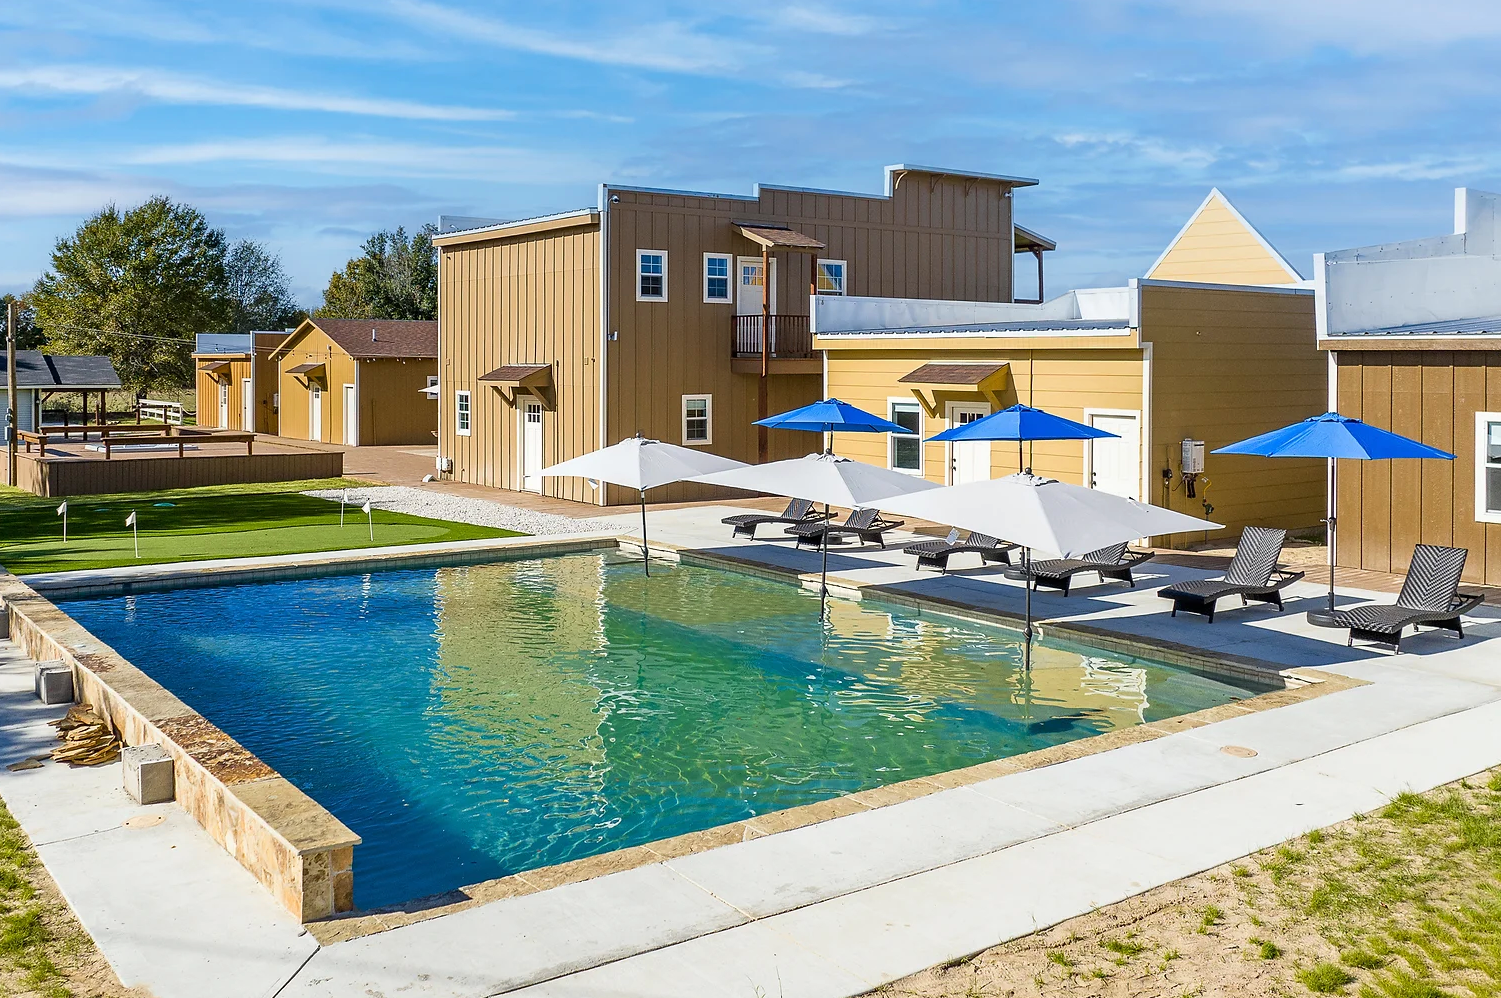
[{"xmin": 0, "ymin": 479, "xmax": 521, "ymax": 575}]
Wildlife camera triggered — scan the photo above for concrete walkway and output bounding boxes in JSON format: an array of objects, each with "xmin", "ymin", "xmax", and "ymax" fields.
[{"xmin": 3, "ymin": 506, "xmax": 1499, "ymax": 998}]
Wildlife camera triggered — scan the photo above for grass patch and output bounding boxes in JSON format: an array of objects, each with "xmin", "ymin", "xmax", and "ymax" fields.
[
  {"xmin": 1249, "ymin": 937, "xmax": 1282, "ymax": 960},
  {"xmin": 1044, "ymin": 950, "xmax": 1072, "ymax": 969},
  {"xmin": 1100, "ymin": 937, "xmax": 1146, "ymax": 958},
  {"xmin": 1298, "ymin": 963, "xmax": 1356, "ymax": 993},
  {"xmin": 1196, "ymin": 905, "xmax": 1224, "ymax": 933},
  {"xmin": 0, "ymin": 478, "xmax": 521, "ymax": 574}
]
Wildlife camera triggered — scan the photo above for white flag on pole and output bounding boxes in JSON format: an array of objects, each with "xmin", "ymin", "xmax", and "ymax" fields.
[
  {"xmin": 57, "ymin": 501, "xmax": 68, "ymax": 543},
  {"xmin": 362, "ymin": 500, "xmax": 373, "ymax": 541},
  {"xmin": 125, "ymin": 511, "xmax": 136, "ymax": 527},
  {"xmin": 56, "ymin": 501, "xmax": 67, "ymax": 516},
  {"xmin": 361, "ymin": 501, "xmax": 372, "ymax": 514}
]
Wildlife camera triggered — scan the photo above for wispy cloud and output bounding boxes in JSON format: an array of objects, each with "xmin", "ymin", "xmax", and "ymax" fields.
[{"xmin": 0, "ymin": 65, "xmax": 513, "ymax": 121}]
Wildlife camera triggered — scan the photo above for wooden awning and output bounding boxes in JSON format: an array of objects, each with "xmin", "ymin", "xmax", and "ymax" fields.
[
  {"xmin": 198, "ymin": 360, "xmax": 232, "ymax": 376},
  {"xmin": 287, "ymin": 362, "xmax": 326, "ymax": 382},
  {"xmin": 898, "ymin": 362, "xmax": 1010, "ymax": 415},
  {"xmin": 479, "ymin": 364, "xmax": 554, "ymax": 408},
  {"xmin": 734, "ymin": 223, "xmax": 826, "ymax": 253}
]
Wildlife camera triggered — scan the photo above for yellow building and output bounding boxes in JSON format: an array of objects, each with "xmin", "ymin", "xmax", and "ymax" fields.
[
  {"xmin": 813, "ymin": 191, "xmax": 1325, "ymax": 545},
  {"xmin": 192, "ymin": 332, "xmax": 283, "ymax": 432},
  {"xmin": 271, "ymin": 319, "xmax": 438, "ymax": 446}
]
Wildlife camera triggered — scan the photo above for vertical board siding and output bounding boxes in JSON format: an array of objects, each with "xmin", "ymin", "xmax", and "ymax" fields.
[
  {"xmin": 1143, "ymin": 285, "xmax": 1326, "ymax": 543},
  {"xmin": 1335, "ymin": 350, "xmax": 1501, "ymax": 585},
  {"xmin": 357, "ymin": 360, "xmax": 438, "ymax": 446}
]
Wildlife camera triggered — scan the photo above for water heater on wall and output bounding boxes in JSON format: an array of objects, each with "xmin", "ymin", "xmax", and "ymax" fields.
[{"xmin": 1181, "ymin": 439, "xmax": 1206, "ymax": 474}]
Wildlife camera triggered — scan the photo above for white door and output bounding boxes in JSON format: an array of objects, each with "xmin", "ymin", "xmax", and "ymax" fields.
[
  {"xmin": 737, "ymin": 257, "xmax": 778, "ymax": 351},
  {"xmin": 946, "ymin": 404, "xmax": 991, "ymax": 485},
  {"xmin": 521, "ymin": 402, "xmax": 543, "ymax": 492},
  {"xmin": 218, "ymin": 381, "xmax": 229, "ymax": 428},
  {"xmin": 309, "ymin": 387, "xmax": 322, "ymax": 441},
  {"xmin": 241, "ymin": 379, "xmax": 253, "ymax": 430},
  {"xmin": 1086, "ymin": 412, "xmax": 1141, "ymax": 500},
  {"xmin": 342, "ymin": 384, "xmax": 358, "ymax": 446}
]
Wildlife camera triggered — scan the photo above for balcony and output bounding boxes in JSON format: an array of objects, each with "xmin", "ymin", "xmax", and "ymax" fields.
[{"xmin": 730, "ymin": 315, "xmax": 820, "ymax": 375}]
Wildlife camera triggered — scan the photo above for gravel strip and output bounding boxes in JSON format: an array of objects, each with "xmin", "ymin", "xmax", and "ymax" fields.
[{"xmin": 303, "ymin": 486, "xmax": 636, "ymax": 535}]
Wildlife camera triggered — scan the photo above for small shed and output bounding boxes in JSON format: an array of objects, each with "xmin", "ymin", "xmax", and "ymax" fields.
[
  {"xmin": 193, "ymin": 332, "xmax": 285, "ymax": 433},
  {"xmin": 2, "ymin": 351, "xmax": 122, "ymax": 441},
  {"xmin": 271, "ymin": 319, "xmax": 438, "ymax": 446}
]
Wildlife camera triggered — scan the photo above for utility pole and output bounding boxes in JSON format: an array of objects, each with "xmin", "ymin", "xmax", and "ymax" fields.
[{"xmin": 6, "ymin": 298, "xmax": 17, "ymax": 488}]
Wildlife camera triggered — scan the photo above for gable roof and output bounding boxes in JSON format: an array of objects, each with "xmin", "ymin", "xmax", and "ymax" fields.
[
  {"xmin": 9, "ymin": 351, "xmax": 122, "ymax": 390},
  {"xmin": 1145, "ymin": 188, "xmax": 1303, "ymax": 285},
  {"xmin": 274, "ymin": 319, "xmax": 438, "ymax": 360}
]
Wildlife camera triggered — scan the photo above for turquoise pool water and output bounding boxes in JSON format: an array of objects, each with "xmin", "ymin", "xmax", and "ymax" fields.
[{"xmin": 59, "ymin": 553, "xmax": 1265, "ymax": 909}]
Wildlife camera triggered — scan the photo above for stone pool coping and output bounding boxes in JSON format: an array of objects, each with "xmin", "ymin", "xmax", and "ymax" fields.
[
  {"xmin": 0, "ymin": 533, "xmax": 621, "ymax": 923},
  {"xmin": 304, "ymin": 540, "xmax": 1366, "ymax": 945}
]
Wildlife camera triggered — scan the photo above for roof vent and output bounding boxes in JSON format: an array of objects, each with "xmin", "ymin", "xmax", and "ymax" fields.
[{"xmin": 371, "ymin": 327, "xmax": 378, "ymax": 342}]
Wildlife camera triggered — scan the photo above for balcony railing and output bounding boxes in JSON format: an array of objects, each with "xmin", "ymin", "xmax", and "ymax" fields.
[{"xmin": 731, "ymin": 314, "xmax": 814, "ymax": 360}]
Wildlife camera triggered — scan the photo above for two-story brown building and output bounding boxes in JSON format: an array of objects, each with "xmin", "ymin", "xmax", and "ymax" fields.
[{"xmin": 433, "ymin": 164, "xmax": 1050, "ymax": 504}]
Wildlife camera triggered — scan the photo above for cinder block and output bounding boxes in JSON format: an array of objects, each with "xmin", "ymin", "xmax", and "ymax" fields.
[
  {"xmin": 122, "ymin": 744, "xmax": 175, "ymax": 805},
  {"xmin": 34, "ymin": 661, "xmax": 74, "ymax": 705}
]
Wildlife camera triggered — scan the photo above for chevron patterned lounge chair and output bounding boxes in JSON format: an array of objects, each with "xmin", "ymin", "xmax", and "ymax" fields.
[
  {"xmin": 788, "ymin": 507, "xmax": 905, "ymax": 550},
  {"xmin": 1311, "ymin": 543, "xmax": 1483, "ymax": 653},
  {"xmin": 1003, "ymin": 542, "xmax": 1154, "ymax": 596},
  {"xmin": 1156, "ymin": 526, "xmax": 1305, "ymax": 622},
  {"xmin": 902, "ymin": 529, "xmax": 1018, "ymax": 573},
  {"xmin": 720, "ymin": 498, "xmax": 830, "ymax": 540}
]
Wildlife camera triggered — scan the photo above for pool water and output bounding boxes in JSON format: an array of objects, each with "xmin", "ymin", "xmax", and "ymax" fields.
[{"xmin": 59, "ymin": 553, "xmax": 1265, "ymax": 909}]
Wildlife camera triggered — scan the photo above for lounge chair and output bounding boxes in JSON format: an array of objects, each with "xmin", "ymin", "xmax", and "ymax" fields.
[
  {"xmin": 788, "ymin": 507, "xmax": 905, "ymax": 550},
  {"xmin": 1003, "ymin": 542, "xmax": 1154, "ymax": 596},
  {"xmin": 721, "ymin": 498, "xmax": 830, "ymax": 540},
  {"xmin": 1309, "ymin": 544, "xmax": 1483, "ymax": 653},
  {"xmin": 903, "ymin": 529, "xmax": 1018, "ymax": 573},
  {"xmin": 1156, "ymin": 526, "xmax": 1305, "ymax": 622}
]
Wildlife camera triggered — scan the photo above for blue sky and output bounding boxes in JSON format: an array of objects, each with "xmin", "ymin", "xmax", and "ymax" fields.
[{"xmin": 2, "ymin": 0, "xmax": 1498, "ymax": 308}]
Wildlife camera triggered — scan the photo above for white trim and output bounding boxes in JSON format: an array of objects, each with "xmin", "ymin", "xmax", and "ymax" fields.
[
  {"xmin": 702, "ymin": 252, "xmax": 732, "ymax": 303},
  {"xmin": 815, "ymin": 326, "xmax": 1133, "ymax": 342},
  {"xmin": 887, "ymin": 397, "xmax": 924, "ymax": 476},
  {"xmin": 342, "ymin": 382, "xmax": 358, "ymax": 446},
  {"xmin": 598, "ymin": 183, "xmax": 610, "ymax": 505},
  {"xmin": 944, "ymin": 401, "xmax": 991, "ymax": 486},
  {"xmin": 815, "ymin": 259, "xmax": 848, "ymax": 296},
  {"xmin": 454, "ymin": 389, "xmax": 471, "ymax": 436},
  {"xmin": 1082, "ymin": 408, "xmax": 1142, "ymax": 500},
  {"xmin": 1140, "ymin": 342, "xmax": 1154, "ymax": 503},
  {"xmin": 430, "ymin": 208, "xmax": 598, "ymax": 244},
  {"xmin": 1327, "ymin": 351, "xmax": 1338, "ymax": 411},
  {"xmin": 519, "ymin": 399, "xmax": 544, "ymax": 493},
  {"xmin": 1476, "ymin": 411, "xmax": 1501, "ymax": 524},
  {"xmin": 1138, "ymin": 277, "xmax": 1313, "ymax": 296},
  {"xmin": 1144, "ymin": 188, "xmax": 1304, "ymax": 283},
  {"xmin": 883, "ymin": 164, "xmax": 1039, "ymax": 194},
  {"xmin": 636, "ymin": 248, "xmax": 667, "ymax": 302},
  {"xmin": 681, "ymin": 393, "xmax": 713, "ymax": 446}
]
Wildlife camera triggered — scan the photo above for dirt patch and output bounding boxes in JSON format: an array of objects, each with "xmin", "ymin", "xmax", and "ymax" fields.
[{"xmin": 869, "ymin": 768, "xmax": 1501, "ymax": 998}]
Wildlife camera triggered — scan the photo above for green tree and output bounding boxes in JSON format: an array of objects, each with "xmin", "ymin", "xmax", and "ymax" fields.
[
  {"xmin": 316, "ymin": 224, "xmax": 437, "ymax": 320},
  {"xmin": 0, "ymin": 294, "xmax": 44, "ymax": 350},
  {"xmin": 30, "ymin": 196, "xmax": 231, "ymax": 390},
  {"xmin": 226, "ymin": 240, "xmax": 304, "ymax": 333}
]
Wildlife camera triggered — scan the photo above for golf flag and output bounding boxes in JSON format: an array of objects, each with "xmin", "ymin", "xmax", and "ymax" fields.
[
  {"xmin": 57, "ymin": 501, "xmax": 68, "ymax": 544},
  {"xmin": 340, "ymin": 487, "xmax": 349, "ymax": 527},
  {"xmin": 124, "ymin": 511, "xmax": 135, "ymax": 526},
  {"xmin": 126, "ymin": 510, "xmax": 139, "ymax": 558},
  {"xmin": 361, "ymin": 500, "xmax": 373, "ymax": 541},
  {"xmin": 56, "ymin": 501, "xmax": 67, "ymax": 515}
]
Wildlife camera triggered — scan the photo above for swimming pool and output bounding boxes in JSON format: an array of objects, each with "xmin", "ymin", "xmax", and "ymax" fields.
[{"xmin": 59, "ymin": 552, "xmax": 1266, "ymax": 909}]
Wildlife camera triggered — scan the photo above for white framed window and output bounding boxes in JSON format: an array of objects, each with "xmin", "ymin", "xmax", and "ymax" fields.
[
  {"xmin": 455, "ymin": 390, "xmax": 471, "ymax": 436},
  {"xmin": 703, "ymin": 253, "xmax": 731, "ymax": 303},
  {"xmin": 889, "ymin": 399, "xmax": 922, "ymax": 474},
  {"xmin": 815, "ymin": 259, "xmax": 847, "ymax": 295},
  {"xmin": 1477, "ymin": 412, "xmax": 1501, "ymax": 523},
  {"xmin": 426, "ymin": 375, "xmax": 439, "ymax": 389},
  {"xmin": 683, "ymin": 394, "xmax": 712, "ymax": 445},
  {"xmin": 637, "ymin": 249, "xmax": 667, "ymax": 301}
]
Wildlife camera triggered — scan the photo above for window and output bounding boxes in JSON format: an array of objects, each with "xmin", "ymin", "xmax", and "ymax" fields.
[
  {"xmin": 637, "ymin": 249, "xmax": 667, "ymax": 301},
  {"xmin": 1478, "ymin": 412, "xmax": 1501, "ymax": 523},
  {"xmin": 816, "ymin": 259, "xmax": 847, "ymax": 295},
  {"xmin": 683, "ymin": 394, "xmax": 712, "ymax": 445},
  {"xmin": 426, "ymin": 375, "xmax": 439, "ymax": 389},
  {"xmin": 703, "ymin": 253, "xmax": 731, "ymax": 302},
  {"xmin": 455, "ymin": 390, "xmax": 471, "ymax": 436},
  {"xmin": 889, "ymin": 400, "xmax": 922, "ymax": 473}
]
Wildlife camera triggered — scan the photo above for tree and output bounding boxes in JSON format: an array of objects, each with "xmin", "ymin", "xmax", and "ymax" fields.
[
  {"xmin": 0, "ymin": 293, "xmax": 43, "ymax": 350},
  {"xmin": 316, "ymin": 224, "xmax": 438, "ymax": 320},
  {"xmin": 226, "ymin": 240, "xmax": 304, "ymax": 333},
  {"xmin": 30, "ymin": 196, "xmax": 231, "ymax": 390}
]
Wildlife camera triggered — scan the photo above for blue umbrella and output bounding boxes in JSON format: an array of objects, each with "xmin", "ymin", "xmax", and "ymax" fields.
[
  {"xmin": 753, "ymin": 398, "xmax": 916, "ymax": 617},
  {"xmin": 1214, "ymin": 411, "xmax": 1455, "ymax": 612},
  {"xmin": 927, "ymin": 403, "xmax": 1117, "ymax": 475}
]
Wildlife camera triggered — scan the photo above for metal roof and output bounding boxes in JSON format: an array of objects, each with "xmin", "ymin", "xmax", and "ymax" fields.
[
  {"xmin": 817, "ymin": 318, "xmax": 1131, "ymax": 338},
  {"xmin": 1327, "ymin": 315, "xmax": 1501, "ymax": 338}
]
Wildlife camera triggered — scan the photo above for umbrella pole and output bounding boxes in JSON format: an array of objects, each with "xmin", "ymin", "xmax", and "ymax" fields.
[
  {"xmin": 1023, "ymin": 546, "xmax": 1033, "ymax": 671},
  {"xmin": 1326, "ymin": 458, "xmax": 1336, "ymax": 611},
  {"xmin": 639, "ymin": 489, "xmax": 650, "ymax": 577},
  {"xmin": 820, "ymin": 502, "xmax": 830, "ymax": 619}
]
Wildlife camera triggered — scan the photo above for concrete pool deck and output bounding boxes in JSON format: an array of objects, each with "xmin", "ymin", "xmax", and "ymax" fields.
[{"xmin": 1, "ymin": 507, "xmax": 1499, "ymax": 997}]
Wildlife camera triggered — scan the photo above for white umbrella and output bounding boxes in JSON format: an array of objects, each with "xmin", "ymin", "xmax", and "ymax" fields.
[
  {"xmin": 694, "ymin": 453, "xmax": 942, "ymax": 612},
  {"xmin": 882, "ymin": 473, "xmax": 1220, "ymax": 668},
  {"xmin": 541, "ymin": 434, "xmax": 748, "ymax": 574}
]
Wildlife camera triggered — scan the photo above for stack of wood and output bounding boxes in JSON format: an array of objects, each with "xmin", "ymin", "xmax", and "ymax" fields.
[{"xmin": 48, "ymin": 705, "xmax": 121, "ymax": 766}]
